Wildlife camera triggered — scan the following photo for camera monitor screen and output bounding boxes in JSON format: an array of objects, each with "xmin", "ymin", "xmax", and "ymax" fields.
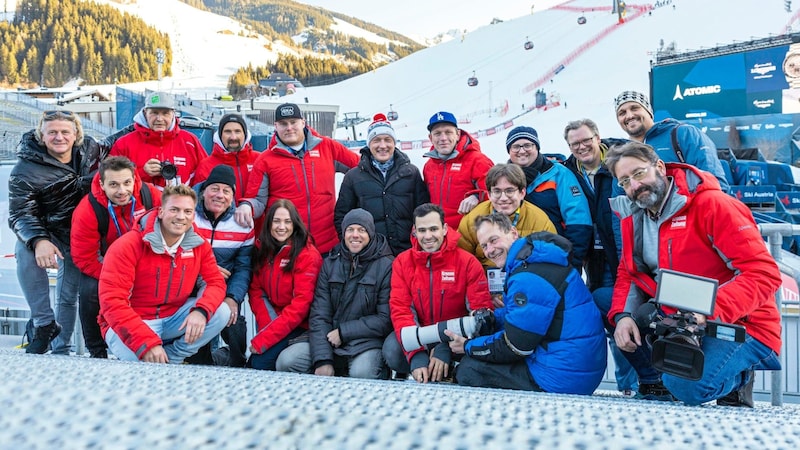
[{"xmin": 655, "ymin": 269, "xmax": 718, "ymax": 316}]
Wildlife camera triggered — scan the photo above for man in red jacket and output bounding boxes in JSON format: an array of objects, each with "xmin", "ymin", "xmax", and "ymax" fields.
[
  {"xmin": 192, "ymin": 113, "xmax": 260, "ymax": 202},
  {"xmin": 383, "ymin": 203, "xmax": 493, "ymax": 383},
  {"xmin": 110, "ymin": 91, "xmax": 207, "ymax": 188},
  {"xmin": 423, "ymin": 111, "xmax": 494, "ymax": 230},
  {"xmin": 606, "ymin": 141, "xmax": 782, "ymax": 407},
  {"xmin": 98, "ymin": 184, "xmax": 229, "ymax": 363},
  {"xmin": 71, "ymin": 156, "xmax": 162, "ymax": 358},
  {"xmin": 235, "ymin": 103, "xmax": 359, "ymax": 255}
]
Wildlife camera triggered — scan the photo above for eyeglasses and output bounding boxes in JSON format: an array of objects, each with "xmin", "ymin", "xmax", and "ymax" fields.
[
  {"xmin": 509, "ymin": 143, "xmax": 536, "ymax": 153},
  {"xmin": 43, "ymin": 110, "xmax": 74, "ymax": 118},
  {"xmin": 568, "ymin": 136, "xmax": 595, "ymax": 151},
  {"xmin": 617, "ymin": 166, "xmax": 652, "ymax": 188},
  {"xmin": 490, "ymin": 187, "xmax": 521, "ymax": 198}
]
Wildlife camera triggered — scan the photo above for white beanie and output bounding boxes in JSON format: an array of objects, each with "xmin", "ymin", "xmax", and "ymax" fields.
[{"xmin": 367, "ymin": 113, "xmax": 396, "ymax": 144}]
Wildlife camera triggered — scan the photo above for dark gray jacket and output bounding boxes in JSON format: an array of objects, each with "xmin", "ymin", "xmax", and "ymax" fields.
[
  {"xmin": 309, "ymin": 234, "xmax": 394, "ymax": 369},
  {"xmin": 334, "ymin": 147, "xmax": 429, "ymax": 255}
]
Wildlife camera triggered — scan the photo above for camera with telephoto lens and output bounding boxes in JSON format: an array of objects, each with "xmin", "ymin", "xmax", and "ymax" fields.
[
  {"xmin": 400, "ymin": 308, "xmax": 495, "ymax": 352},
  {"xmin": 160, "ymin": 160, "xmax": 178, "ymax": 181},
  {"xmin": 634, "ymin": 301, "xmax": 746, "ymax": 381}
]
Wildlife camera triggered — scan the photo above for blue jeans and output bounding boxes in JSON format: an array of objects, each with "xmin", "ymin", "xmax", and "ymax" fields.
[
  {"xmin": 105, "ymin": 298, "xmax": 230, "ymax": 364},
  {"xmin": 248, "ymin": 328, "xmax": 305, "ymax": 371},
  {"xmin": 662, "ymin": 335, "xmax": 781, "ymax": 406},
  {"xmin": 15, "ymin": 239, "xmax": 80, "ymax": 354},
  {"xmin": 592, "ymin": 287, "xmax": 639, "ymax": 389}
]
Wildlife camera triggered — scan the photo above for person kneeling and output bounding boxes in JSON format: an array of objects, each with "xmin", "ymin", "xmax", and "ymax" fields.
[
  {"xmin": 99, "ymin": 185, "xmax": 230, "ymax": 363},
  {"xmin": 447, "ymin": 214, "xmax": 606, "ymax": 394}
]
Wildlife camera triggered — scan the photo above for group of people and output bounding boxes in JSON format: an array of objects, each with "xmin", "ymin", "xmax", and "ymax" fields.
[{"xmin": 8, "ymin": 89, "xmax": 782, "ymax": 407}]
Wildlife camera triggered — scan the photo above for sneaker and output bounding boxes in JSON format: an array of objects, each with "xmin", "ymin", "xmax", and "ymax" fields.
[
  {"xmin": 25, "ymin": 321, "xmax": 62, "ymax": 354},
  {"xmin": 717, "ymin": 370, "xmax": 755, "ymax": 408},
  {"xmin": 636, "ymin": 381, "xmax": 676, "ymax": 401},
  {"xmin": 620, "ymin": 389, "xmax": 637, "ymax": 398},
  {"xmin": 211, "ymin": 346, "xmax": 231, "ymax": 366}
]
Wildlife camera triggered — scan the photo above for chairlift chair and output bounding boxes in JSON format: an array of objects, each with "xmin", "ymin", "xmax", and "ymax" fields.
[{"xmin": 467, "ymin": 71, "xmax": 479, "ymax": 87}]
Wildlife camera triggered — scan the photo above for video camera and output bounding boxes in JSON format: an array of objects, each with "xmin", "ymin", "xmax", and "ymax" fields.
[
  {"xmin": 400, "ymin": 308, "xmax": 495, "ymax": 352},
  {"xmin": 633, "ymin": 270, "xmax": 746, "ymax": 381},
  {"xmin": 160, "ymin": 160, "xmax": 178, "ymax": 181}
]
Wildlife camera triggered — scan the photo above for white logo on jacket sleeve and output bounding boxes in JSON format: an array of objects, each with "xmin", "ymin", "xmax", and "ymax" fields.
[{"xmin": 441, "ymin": 271, "xmax": 455, "ymax": 282}]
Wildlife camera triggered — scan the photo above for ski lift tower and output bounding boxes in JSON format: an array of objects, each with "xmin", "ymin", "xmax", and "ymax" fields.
[{"xmin": 338, "ymin": 112, "xmax": 368, "ymax": 140}]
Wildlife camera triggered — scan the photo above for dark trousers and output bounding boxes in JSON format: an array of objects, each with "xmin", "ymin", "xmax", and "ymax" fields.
[
  {"xmin": 78, "ymin": 273, "xmax": 108, "ymax": 358},
  {"xmin": 455, "ymin": 355, "xmax": 541, "ymax": 391},
  {"xmin": 186, "ymin": 315, "xmax": 248, "ymax": 367},
  {"xmin": 247, "ymin": 327, "xmax": 305, "ymax": 371}
]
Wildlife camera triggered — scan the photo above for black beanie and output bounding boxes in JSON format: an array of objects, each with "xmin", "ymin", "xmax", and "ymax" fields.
[
  {"xmin": 341, "ymin": 208, "xmax": 375, "ymax": 241},
  {"xmin": 218, "ymin": 113, "xmax": 248, "ymax": 138},
  {"xmin": 201, "ymin": 165, "xmax": 236, "ymax": 194}
]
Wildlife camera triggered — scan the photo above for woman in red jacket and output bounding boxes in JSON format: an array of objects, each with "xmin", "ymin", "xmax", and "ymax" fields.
[{"xmin": 248, "ymin": 199, "xmax": 322, "ymax": 370}]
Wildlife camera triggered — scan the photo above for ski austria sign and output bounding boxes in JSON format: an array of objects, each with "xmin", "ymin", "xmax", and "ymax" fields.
[{"xmin": 652, "ymin": 44, "xmax": 798, "ymax": 119}]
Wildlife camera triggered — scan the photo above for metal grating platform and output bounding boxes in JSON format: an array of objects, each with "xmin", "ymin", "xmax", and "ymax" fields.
[{"xmin": 1, "ymin": 349, "xmax": 799, "ymax": 449}]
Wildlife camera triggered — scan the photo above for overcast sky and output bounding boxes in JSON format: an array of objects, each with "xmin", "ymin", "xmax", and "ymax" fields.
[{"xmin": 296, "ymin": 0, "xmax": 566, "ymax": 40}]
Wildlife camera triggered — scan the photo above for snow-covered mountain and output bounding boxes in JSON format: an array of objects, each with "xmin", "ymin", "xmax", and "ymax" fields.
[{"xmin": 278, "ymin": 0, "xmax": 800, "ymax": 167}]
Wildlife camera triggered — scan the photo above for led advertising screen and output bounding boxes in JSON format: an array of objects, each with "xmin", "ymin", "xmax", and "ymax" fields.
[{"xmin": 652, "ymin": 44, "xmax": 800, "ymax": 120}]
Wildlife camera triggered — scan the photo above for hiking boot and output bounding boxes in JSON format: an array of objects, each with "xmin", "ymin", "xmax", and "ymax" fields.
[
  {"xmin": 636, "ymin": 381, "xmax": 676, "ymax": 401},
  {"xmin": 25, "ymin": 320, "xmax": 62, "ymax": 354},
  {"xmin": 717, "ymin": 370, "xmax": 755, "ymax": 408}
]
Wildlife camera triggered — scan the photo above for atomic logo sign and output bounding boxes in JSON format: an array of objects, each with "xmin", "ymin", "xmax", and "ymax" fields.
[{"xmin": 673, "ymin": 84, "xmax": 722, "ymax": 100}]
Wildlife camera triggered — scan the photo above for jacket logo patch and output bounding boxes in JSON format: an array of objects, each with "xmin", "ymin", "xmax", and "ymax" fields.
[
  {"xmin": 514, "ymin": 292, "xmax": 527, "ymax": 306},
  {"xmin": 173, "ymin": 156, "xmax": 187, "ymax": 166},
  {"xmin": 671, "ymin": 215, "xmax": 687, "ymax": 229},
  {"xmin": 181, "ymin": 249, "xmax": 194, "ymax": 258},
  {"xmin": 570, "ymin": 185, "xmax": 581, "ymax": 196},
  {"xmin": 280, "ymin": 258, "xmax": 290, "ymax": 268},
  {"xmin": 309, "ymin": 150, "xmax": 320, "ymax": 157},
  {"xmin": 451, "ymin": 163, "xmax": 462, "ymax": 171},
  {"xmin": 441, "ymin": 271, "xmax": 455, "ymax": 282}
]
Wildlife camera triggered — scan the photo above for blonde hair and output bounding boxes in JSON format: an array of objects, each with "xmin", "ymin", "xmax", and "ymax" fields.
[{"xmin": 35, "ymin": 110, "xmax": 84, "ymax": 147}]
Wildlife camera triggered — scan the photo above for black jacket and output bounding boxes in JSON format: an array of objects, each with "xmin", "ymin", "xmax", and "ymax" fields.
[
  {"xmin": 308, "ymin": 234, "xmax": 394, "ymax": 369},
  {"xmin": 8, "ymin": 131, "xmax": 107, "ymax": 249},
  {"xmin": 334, "ymin": 147, "xmax": 429, "ymax": 255},
  {"xmin": 563, "ymin": 138, "xmax": 626, "ymax": 291}
]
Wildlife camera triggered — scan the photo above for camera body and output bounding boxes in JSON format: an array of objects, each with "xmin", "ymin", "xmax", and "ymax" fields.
[
  {"xmin": 636, "ymin": 302, "xmax": 746, "ymax": 381},
  {"xmin": 400, "ymin": 308, "xmax": 495, "ymax": 352},
  {"xmin": 647, "ymin": 311, "xmax": 707, "ymax": 381},
  {"xmin": 160, "ymin": 160, "xmax": 178, "ymax": 181}
]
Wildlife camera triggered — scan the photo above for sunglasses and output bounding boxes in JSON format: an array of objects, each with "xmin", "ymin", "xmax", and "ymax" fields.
[{"xmin": 43, "ymin": 110, "xmax": 75, "ymax": 118}]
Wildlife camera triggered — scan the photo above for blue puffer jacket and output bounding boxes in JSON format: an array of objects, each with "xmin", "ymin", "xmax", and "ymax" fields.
[{"xmin": 465, "ymin": 232, "xmax": 606, "ymax": 395}]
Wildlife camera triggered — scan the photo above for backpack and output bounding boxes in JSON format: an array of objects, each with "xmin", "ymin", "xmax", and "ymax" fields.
[
  {"xmin": 670, "ymin": 124, "xmax": 686, "ymax": 163},
  {"xmin": 88, "ymin": 184, "xmax": 154, "ymax": 256}
]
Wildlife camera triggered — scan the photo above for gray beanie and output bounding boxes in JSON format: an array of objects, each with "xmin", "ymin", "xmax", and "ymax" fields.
[{"xmin": 341, "ymin": 208, "xmax": 375, "ymax": 240}]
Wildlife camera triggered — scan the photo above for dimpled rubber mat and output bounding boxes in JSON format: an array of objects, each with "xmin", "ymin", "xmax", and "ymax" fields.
[{"xmin": 1, "ymin": 350, "xmax": 799, "ymax": 449}]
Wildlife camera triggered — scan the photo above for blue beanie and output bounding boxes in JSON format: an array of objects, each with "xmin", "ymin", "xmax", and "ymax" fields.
[{"xmin": 505, "ymin": 126, "xmax": 540, "ymax": 153}]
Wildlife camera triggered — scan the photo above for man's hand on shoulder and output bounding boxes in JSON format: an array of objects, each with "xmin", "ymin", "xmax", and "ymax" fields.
[
  {"xmin": 234, "ymin": 203, "xmax": 253, "ymax": 228},
  {"xmin": 180, "ymin": 310, "xmax": 207, "ymax": 344},
  {"xmin": 457, "ymin": 195, "xmax": 480, "ymax": 215},
  {"xmin": 142, "ymin": 345, "xmax": 169, "ymax": 363}
]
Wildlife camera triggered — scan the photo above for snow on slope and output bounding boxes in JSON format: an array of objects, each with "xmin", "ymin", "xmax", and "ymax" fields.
[{"xmin": 277, "ymin": 0, "xmax": 800, "ymax": 168}]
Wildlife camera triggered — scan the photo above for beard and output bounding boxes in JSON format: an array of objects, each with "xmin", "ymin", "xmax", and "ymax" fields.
[{"xmin": 631, "ymin": 175, "xmax": 668, "ymax": 210}]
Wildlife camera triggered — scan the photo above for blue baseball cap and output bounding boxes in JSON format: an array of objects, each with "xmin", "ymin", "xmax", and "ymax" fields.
[{"xmin": 427, "ymin": 111, "xmax": 458, "ymax": 131}]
